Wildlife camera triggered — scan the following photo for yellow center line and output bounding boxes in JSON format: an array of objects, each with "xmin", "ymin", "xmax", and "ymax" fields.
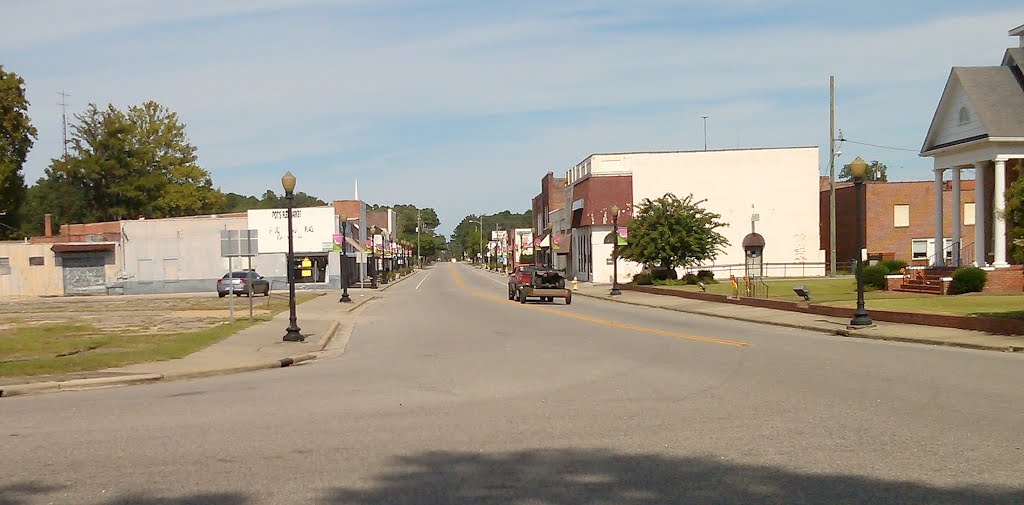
[{"xmin": 448, "ymin": 266, "xmax": 751, "ymax": 348}]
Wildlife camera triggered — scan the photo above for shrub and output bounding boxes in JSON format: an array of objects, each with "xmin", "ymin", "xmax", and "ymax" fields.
[
  {"xmin": 651, "ymin": 267, "xmax": 678, "ymax": 281},
  {"xmin": 682, "ymin": 273, "xmax": 699, "ymax": 285},
  {"xmin": 633, "ymin": 272, "xmax": 654, "ymax": 285},
  {"xmin": 696, "ymin": 270, "xmax": 715, "ymax": 281},
  {"xmin": 950, "ymin": 267, "xmax": 987, "ymax": 294},
  {"xmin": 862, "ymin": 264, "xmax": 889, "ymax": 290},
  {"xmin": 879, "ymin": 259, "xmax": 908, "ymax": 274}
]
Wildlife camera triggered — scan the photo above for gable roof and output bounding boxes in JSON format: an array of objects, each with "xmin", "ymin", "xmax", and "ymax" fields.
[{"xmin": 921, "ymin": 66, "xmax": 1024, "ymax": 153}]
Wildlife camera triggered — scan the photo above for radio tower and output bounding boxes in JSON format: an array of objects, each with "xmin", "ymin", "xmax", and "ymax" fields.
[{"xmin": 58, "ymin": 90, "xmax": 71, "ymax": 227}]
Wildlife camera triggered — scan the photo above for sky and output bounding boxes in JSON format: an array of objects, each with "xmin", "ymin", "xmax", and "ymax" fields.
[{"xmin": 4, "ymin": 1, "xmax": 1024, "ymax": 236}]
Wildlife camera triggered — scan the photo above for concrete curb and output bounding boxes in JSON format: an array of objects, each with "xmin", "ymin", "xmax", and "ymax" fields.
[
  {"xmin": 0, "ymin": 354, "xmax": 320, "ymax": 399},
  {"xmin": 378, "ymin": 268, "xmax": 421, "ymax": 291},
  {"xmin": 573, "ymin": 290, "xmax": 1019, "ymax": 353}
]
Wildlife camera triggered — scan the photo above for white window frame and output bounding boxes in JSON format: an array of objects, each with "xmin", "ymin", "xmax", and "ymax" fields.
[
  {"xmin": 893, "ymin": 204, "xmax": 910, "ymax": 228},
  {"xmin": 911, "ymin": 239, "xmax": 928, "ymax": 260},
  {"xmin": 963, "ymin": 203, "xmax": 975, "ymax": 225}
]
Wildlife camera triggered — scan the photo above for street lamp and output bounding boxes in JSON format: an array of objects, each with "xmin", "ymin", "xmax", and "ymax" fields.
[
  {"xmin": 281, "ymin": 171, "xmax": 304, "ymax": 342},
  {"xmin": 547, "ymin": 223, "xmax": 554, "ymax": 269},
  {"xmin": 369, "ymin": 225, "xmax": 380, "ymax": 289},
  {"xmin": 849, "ymin": 156, "xmax": 873, "ymax": 327},
  {"xmin": 610, "ymin": 205, "xmax": 622, "ymax": 296},
  {"xmin": 339, "ymin": 213, "xmax": 351, "ymax": 303}
]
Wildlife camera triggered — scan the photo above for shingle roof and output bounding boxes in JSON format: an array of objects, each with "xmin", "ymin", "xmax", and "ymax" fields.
[{"xmin": 953, "ymin": 66, "xmax": 1024, "ymax": 138}]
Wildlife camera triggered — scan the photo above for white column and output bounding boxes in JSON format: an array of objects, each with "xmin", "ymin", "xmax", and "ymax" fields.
[
  {"xmin": 933, "ymin": 168, "xmax": 944, "ymax": 266},
  {"xmin": 951, "ymin": 167, "xmax": 961, "ymax": 266},
  {"xmin": 993, "ymin": 159, "xmax": 1009, "ymax": 267},
  {"xmin": 974, "ymin": 161, "xmax": 987, "ymax": 266}
]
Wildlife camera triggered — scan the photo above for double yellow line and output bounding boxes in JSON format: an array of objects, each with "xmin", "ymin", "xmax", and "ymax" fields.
[{"xmin": 449, "ymin": 266, "xmax": 751, "ymax": 348}]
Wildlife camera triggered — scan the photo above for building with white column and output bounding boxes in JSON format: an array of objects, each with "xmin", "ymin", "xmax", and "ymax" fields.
[{"xmin": 920, "ymin": 24, "xmax": 1024, "ymax": 270}]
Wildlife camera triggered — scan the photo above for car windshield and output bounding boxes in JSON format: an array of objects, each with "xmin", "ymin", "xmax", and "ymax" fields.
[{"xmin": 227, "ymin": 272, "xmax": 253, "ymax": 278}]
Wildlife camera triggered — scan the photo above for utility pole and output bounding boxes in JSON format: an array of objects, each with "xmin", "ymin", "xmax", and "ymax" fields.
[
  {"xmin": 701, "ymin": 115, "xmax": 709, "ymax": 151},
  {"xmin": 478, "ymin": 214, "xmax": 484, "ymax": 265},
  {"xmin": 416, "ymin": 209, "xmax": 421, "ymax": 268},
  {"xmin": 828, "ymin": 76, "xmax": 836, "ymax": 277}
]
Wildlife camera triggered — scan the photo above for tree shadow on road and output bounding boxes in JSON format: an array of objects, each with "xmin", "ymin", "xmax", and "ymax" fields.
[{"xmin": 321, "ymin": 448, "xmax": 1024, "ymax": 505}]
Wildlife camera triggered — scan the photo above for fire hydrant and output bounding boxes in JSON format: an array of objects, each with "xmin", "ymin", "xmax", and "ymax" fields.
[{"xmin": 572, "ymin": 277, "xmax": 579, "ymax": 291}]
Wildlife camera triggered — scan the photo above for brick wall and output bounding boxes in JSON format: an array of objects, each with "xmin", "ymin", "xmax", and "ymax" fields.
[
  {"xmin": 984, "ymin": 266, "xmax": 1024, "ymax": 293},
  {"xmin": 865, "ymin": 180, "xmax": 975, "ymax": 265},
  {"xmin": 570, "ymin": 175, "xmax": 632, "ymax": 227}
]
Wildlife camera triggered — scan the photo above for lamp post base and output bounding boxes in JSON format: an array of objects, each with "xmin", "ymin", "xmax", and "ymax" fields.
[
  {"xmin": 339, "ymin": 292, "xmax": 352, "ymax": 303},
  {"xmin": 610, "ymin": 287, "xmax": 621, "ymax": 296},
  {"xmin": 849, "ymin": 311, "xmax": 873, "ymax": 327},
  {"xmin": 283, "ymin": 325, "xmax": 305, "ymax": 342}
]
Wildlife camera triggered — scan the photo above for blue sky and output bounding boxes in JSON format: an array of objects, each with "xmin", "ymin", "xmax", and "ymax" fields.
[{"xmin": 5, "ymin": 1, "xmax": 1024, "ymax": 235}]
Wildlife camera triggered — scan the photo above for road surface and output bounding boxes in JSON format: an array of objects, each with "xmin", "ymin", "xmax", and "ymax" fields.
[{"xmin": 2, "ymin": 262, "xmax": 1022, "ymax": 504}]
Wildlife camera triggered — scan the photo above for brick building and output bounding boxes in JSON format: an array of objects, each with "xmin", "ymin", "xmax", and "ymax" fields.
[
  {"xmin": 530, "ymin": 172, "xmax": 567, "ymax": 268},
  {"xmin": 820, "ymin": 180, "xmax": 976, "ymax": 267}
]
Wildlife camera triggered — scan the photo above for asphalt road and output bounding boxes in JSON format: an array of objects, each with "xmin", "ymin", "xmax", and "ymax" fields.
[{"xmin": 2, "ymin": 262, "xmax": 1023, "ymax": 504}]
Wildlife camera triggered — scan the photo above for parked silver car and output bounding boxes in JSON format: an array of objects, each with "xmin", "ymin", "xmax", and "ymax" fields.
[{"xmin": 217, "ymin": 271, "xmax": 270, "ymax": 297}]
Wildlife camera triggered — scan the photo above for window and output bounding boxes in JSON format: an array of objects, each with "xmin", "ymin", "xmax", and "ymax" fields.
[
  {"xmin": 958, "ymin": 106, "xmax": 970, "ymax": 125},
  {"xmin": 911, "ymin": 239, "xmax": 928, "ymax": 260},
  {"xmin": 893, "ymin": 205, "xmax": 910, "ymax": 228},
  {"xmin": 29, "ymin": 256, "xmax": 44, "ymax": 266},
  {"xmin": 0, "ymin": 257, "xmax": 10, "ymax": 275},
  {"xmin": 964, "ymin": 203, "xmax": 975, "ymax": 225}
]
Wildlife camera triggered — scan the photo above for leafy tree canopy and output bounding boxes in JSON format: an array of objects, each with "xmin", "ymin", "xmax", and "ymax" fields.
[
  {"xmin": 22, "ymin": 101, "xmax": 223, "ymax": 233},
  {"xmin": 367, "ymin": 203, "xmax": 444, "ymax": 259},
  {"xmin": 839, "ymin": 160, "xmax": 888, "ymax": 182},
  {"xmin": 0, "ymin": 66, "xmax": 38, "ymax": 238},
  {"xmin": 449, "ymin": 210, "xmax": 532, "ymax": 259},
  {"xmin": 1006, "ymin": 164, "xmax": 1024, "ymax": 263},
  {"xmin": 618, "ymin": 193, "xmax": 729, "ymax": 270}
]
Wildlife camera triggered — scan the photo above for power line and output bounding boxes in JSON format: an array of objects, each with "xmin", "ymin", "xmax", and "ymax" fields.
[{"xmin": 843, "ymin": 138, "xmax": 917, "ymax": 151}]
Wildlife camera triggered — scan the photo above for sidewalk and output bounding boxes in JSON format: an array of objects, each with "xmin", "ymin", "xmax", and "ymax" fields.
[
  {"xmin": 0, "ymin": 271, "xmax": 418, "ymax": 397},
  {"xmin": 572, "ymin": 283, "xmax": 1024, "ymax": 353}
]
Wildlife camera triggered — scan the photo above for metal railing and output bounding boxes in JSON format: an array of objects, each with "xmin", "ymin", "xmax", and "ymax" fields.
[
  {"xmin": 925, "ymin": 240, "xmax": 973, "ymax": 268},
  {"xmin": 683, "ymin": 262, "xmax": 827, "ymax": 279}
]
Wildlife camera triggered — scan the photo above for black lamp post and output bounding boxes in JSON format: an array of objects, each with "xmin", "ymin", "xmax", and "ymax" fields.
[
  {"xmin": 610, "ymin": 205, "xmax": 622, "ymax": 296},
  {"xmin": 339, "ymin": 214, "xmax": 351, "ymax": 303},
  {"xmin": 849, "ymin": 156, "xmax": 873, "ymax": 327},
  {"xmin": 369, "ymin": 225, "xmax": 379, "ymax": 289},
  {"xmin": 281, "ymin": 171, "xmax": 305, "ymax": 342}
]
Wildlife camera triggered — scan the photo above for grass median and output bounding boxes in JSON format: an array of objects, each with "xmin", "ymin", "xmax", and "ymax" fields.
[
  {"xmin": 0, "ymin": 293, "xmax": 319, "ymax": 378},
  {"xmin": 654, "ymin": 278, "xmax": 1024, "ymax": 319}
]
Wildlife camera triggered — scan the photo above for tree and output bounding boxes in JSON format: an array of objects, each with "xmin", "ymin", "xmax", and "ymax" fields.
[
  {"xmin": 449, "ymin": 210, "xmax": 532, "ymax": 261},
  {"xmin": 839, "ymin": 160, "xmax": 888, "ymax": 182},
  {"xmin": 618, "ymin": 193, "xmax": 729, "ymax": 271},
  {"xmin": 1006, "ymin": 165, "xmax": 1024, "ymax": 263},
  {"xmin": 26, "ymin": 101, "xmax": 225, "ymax": 227},
  {"xmin": 0, "ymin": 66, "xmax": 38, "ymax": 238},
  {"xmin": 367, "ymin": 203, "xmax": 445, "ymax": 260}
]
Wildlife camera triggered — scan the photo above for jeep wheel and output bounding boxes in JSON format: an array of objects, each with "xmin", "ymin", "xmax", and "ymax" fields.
[
  {"xmin": 519, "ymin": 288, "xmax": 527, "ymax": 304},
  {"xmin": 508, "ymin": 286, "xmax": 515, "ymax": 300},
  {"xmin": 565, "ymin": 292, "xmax": 572, "ymax": 305}
]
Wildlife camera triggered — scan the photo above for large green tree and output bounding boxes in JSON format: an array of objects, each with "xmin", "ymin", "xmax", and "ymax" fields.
[
  {"xmin": 25, "ymin": 101, "xmax": 223, "ymax": 229},
  {"xmin": 839, "ymin": 160, "xmax": 888, "ymax": 182},
  {"xmin": 618, "ymin": 193, "xmax": 729, "ymax": 270},
  {"xmin": 0, "ymin": 66, "xmax": 38, "ymax": 238}
]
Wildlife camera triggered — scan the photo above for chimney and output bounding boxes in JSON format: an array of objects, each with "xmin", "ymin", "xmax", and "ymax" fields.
[{"xmin": 44, "ymin": 213, "xmax": 53, "ymax": 237}]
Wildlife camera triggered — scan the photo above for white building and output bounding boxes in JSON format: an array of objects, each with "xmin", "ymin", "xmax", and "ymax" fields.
[{"xmin": 563, "ymin": 146, "xmax": 824, "ymax": 283}]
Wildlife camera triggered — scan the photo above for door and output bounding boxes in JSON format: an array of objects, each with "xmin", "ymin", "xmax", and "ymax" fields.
[{"xmin": 62, "ymin": 254, "xmax": 108, "ymax": 295}]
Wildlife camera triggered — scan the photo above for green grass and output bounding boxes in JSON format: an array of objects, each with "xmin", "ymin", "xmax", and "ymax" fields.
[
  {"xmin": 0, "ymin": 293, "xmax": 324, "ymax": 378},
  {"xmin": 0, "ymin": 320, "xmax": 263, "ymax": 377},
  {"xmin": 653, "ymin": 277, "xmax": 1024, "ymax": 319},
  {"xmin": 825, "ymin": 294, "xmax": 1024, "ymax": 318}
]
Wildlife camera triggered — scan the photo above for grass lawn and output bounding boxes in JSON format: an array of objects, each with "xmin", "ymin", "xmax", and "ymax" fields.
[
  {"xmin": 649, "ymin": 277, "xmax": 1024, "ymax": 318},
  {"xmin": 0, "ymin": 293, "xmax": 321, "ymax": 378}
]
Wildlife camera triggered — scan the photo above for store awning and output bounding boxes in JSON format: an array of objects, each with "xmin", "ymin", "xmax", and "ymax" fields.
[{"xmin": 51, "ymin": 243, "xmax": 116, "ymax": 253}]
